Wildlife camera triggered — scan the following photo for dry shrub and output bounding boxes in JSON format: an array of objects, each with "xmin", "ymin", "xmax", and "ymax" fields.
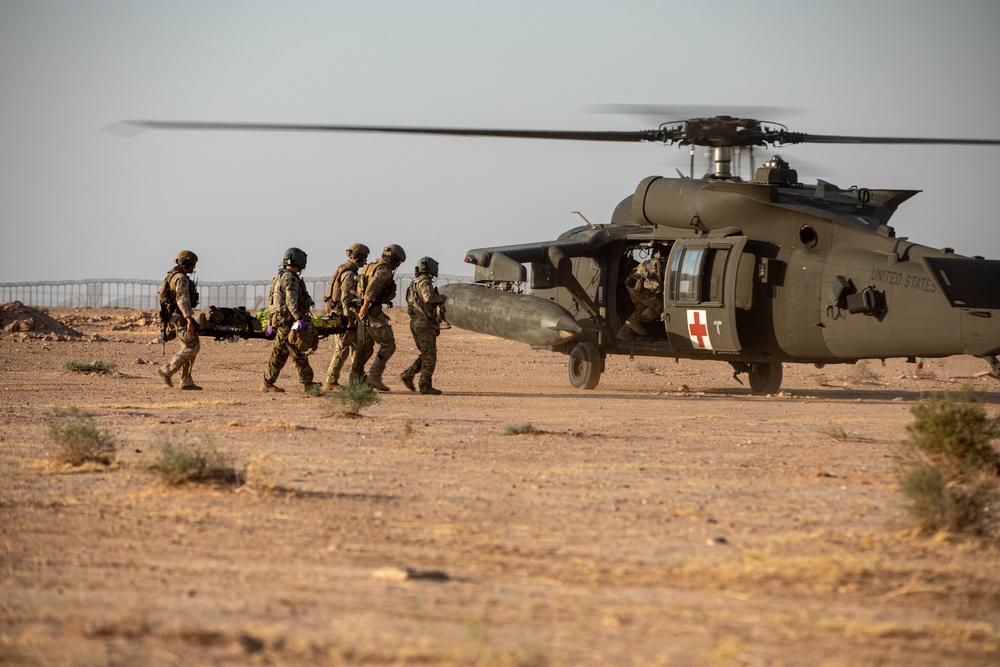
[
  {"xmin": 898, "ymin": 393, "xmax": 1000, "ymax": 536},
  {"xmin": 47, "ymin": 406, "xmax": 116, "ymax": 466},
  {"xmin": 503, "ymin": 423, "xmax": 539, "ymax": 436},
  {"xmin": 839, "ymin": 360, "xmax": 881, "ymax": 385},
  {"xmin": 327, "ymin": 379, "xmax": 380, "ymax": 417},
  {"xmin": 62, "ymin": 359, "xmax": 116, "ymax": 373},
  {"xmin": 146, "ymin": 437, "xmax": 243, "ymax": 487}
]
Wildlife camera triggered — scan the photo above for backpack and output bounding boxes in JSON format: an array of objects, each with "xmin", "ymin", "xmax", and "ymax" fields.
[{"xmin": 158, "ymin": 267, "xmax": 199, "ymax": 313}]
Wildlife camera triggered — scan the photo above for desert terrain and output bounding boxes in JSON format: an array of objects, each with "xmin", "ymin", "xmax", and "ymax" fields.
[{"xmin": 1, "ymin": 305, "xmax": 999, "ymax": 666}]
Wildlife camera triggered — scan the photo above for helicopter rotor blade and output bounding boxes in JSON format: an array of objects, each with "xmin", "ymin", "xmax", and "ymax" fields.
[
  {"xmin": 123, "ymin": 120, "xmax": 660, "ymax": 143},
  {"xmin": 587, "ymin": 103, "xmax": 800, "ymax": 122},
  {"xmin": 779, "ymin": 132, "xmax": 1000, "ymax": 146},
  {"xmin": 121, "ymin": 118, "xmax": 1000, "ymax": 150}
]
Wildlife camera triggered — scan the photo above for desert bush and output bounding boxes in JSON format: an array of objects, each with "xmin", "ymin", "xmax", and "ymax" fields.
[
  {"xmin": 503, "ymin": 423, "xmax": 539, "ymax": 436},
  {"xmin": 145, "ymin": 438, "xmax": 242, "ymax": 486},
  {"xmin": 906, "ymin": 394, "xmax": 1000, "ymax": 472},
  {"xmin": 898, "ymin": 394, "xmax": 1000, "ymax": 535},
  {"xmin": 838, "ymin": 360, "xmax": 881, "ymax": 385},
  {"xmin": 47, "ymin": 407, "xmax": 116, "ymax": 466},
  {"xmin": 242, "ymin": 453, "xmax": 277, "ymax": 495},
  {"xmin": 820, "ymin": 423, "xmax": 850, "ymax": 441},
  {"xmin": 327, "ymin": 379, "xmax": 380, "ymax": 417},
  {"xmin": 62, "ymin": 359, "xmax": 116, "ymax": 373}
]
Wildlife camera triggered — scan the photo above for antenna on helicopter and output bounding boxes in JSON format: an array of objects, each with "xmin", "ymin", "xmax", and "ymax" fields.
[{"xmin": 572, "ymin": 211, "xmax": 595, "ymax": 228}]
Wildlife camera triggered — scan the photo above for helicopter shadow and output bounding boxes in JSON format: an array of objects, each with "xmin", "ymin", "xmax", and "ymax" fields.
[{"xmin": 445, "ymin": 387, "xmax": 1000, "ymax": 405}]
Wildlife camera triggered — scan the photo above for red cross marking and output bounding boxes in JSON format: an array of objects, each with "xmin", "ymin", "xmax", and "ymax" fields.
[{"xmin": 689, "ymin": 311, "xmax": 709, "ymax": 348}]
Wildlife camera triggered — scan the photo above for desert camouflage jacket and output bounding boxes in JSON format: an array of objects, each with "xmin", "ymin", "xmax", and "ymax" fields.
[
  {"xmin": 406, "ymin": 274, "xmax": 447, "ymax": 333},
  {"xmin": 268, "ymin": 268, "xmax": 313, "ymax": 326}
]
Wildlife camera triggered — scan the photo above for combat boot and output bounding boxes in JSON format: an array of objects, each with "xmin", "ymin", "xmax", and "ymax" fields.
[
  {"xmin": 419, "ymin": 385, "xmax": 443, "ymax": 395},
  {"xmin": 260, "ymin": 382, "xmax": 285, "ymax": 393},
  {"xmin": 302, "ymin": 382, "xmax": 324, "ymax": 396},
  {"xmin": 366, "ymin": 375, "xmax": 390, "ymax": 392},
  {"xmin": 322, "ymin": 381, "xmax": 342, "ymax": 391},
  {"xmin": 180, "ymin": 383, "xmax": 203, "ymax": 391},
  {"xmin": 400, "ymin": 373, "xmax": 416, "ymax": 392},
  {"xmin": 156, "ymin": 365, "xmax": 173, "ymax": 387}
]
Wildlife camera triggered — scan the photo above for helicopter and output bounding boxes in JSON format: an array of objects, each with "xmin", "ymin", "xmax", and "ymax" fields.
[{"xmin": 123, "ymin": 112, "xmax": 1000, "ymax": 394}]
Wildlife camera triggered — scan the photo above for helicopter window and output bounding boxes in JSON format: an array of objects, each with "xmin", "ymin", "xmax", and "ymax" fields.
[
  {"xmin": 799, "ymin": 225, "xmax": 818, "ymax": 248},
  {"xmin": 702, "ymin": 248, "xmax": 728, "ymax": 304},
  {"xmin": 669, "ymin": 248, "xmax": 705, "ymax": 302}
]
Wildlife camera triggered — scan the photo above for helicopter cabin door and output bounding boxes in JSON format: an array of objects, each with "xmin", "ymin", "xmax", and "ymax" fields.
[{"xmin": 663, "ymin": 237, "xmax": 747, "ymax": 353}]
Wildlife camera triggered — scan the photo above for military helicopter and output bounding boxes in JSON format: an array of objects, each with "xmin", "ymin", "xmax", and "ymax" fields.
[{"xmin": 123, "ymin": 112, "xmax": 1000, "ymax": 394}]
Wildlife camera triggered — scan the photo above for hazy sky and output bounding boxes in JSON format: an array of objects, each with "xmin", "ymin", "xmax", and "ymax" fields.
[{"xmin": 2, "ymin": 0, "xmax": 999, "ymax": 283}]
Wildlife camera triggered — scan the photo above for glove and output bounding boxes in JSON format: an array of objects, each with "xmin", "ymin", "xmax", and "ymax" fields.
[
  {"xmin": 295, "ymin": 319, "xmax": 310, "ymax": 329},
  {"xmin": 265, "ymin": 325, "xmax": 275, "ymax": 339}
]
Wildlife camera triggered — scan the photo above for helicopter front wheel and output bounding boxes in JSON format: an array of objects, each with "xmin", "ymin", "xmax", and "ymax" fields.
[
  {"xmin": 569, "ymin": 342, "xmax": 602, "ymax": 390},
  {"xmin": 749, "ymin": 362, "xmax": 783, "ymax": 395}
]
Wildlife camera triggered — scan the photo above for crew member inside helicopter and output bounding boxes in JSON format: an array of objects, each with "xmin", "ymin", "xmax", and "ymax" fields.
[{"xmin": 617, "ymin": 247, "xmax": 666, "ymax": 341}]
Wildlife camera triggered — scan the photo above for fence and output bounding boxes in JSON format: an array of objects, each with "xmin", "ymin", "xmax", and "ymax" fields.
[{"xmin": 0, "ymin": 275, "xmax": 472, "ymax": 310}]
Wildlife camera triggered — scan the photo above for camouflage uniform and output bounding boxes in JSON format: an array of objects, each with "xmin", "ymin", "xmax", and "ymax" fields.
[
  {"xmin": 349, "ymin": 257, "xmax": 397, "ymax": 387},
  {"xmin": 400, "ymin": 273, "xmax": 447, "ymax": 394},
  {"xmin": 323, "ymin": 260, "xmax": 362, "ymax": 387},
  {"xmin": 158, "ymin": 264, "xmax": 201, "ymax": 389},
  {"xmin": 618, "ymin": 256, "xmax": 664, "ymax": 339},
  {"xmin": 263, "ymin": 267, "xmax": 315, "ymax": 389}
]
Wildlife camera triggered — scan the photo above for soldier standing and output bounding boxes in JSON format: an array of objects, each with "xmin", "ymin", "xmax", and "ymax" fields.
[
  {"xmin": 400, "ymin": 257, "xmax": 447, "ymax": 395},
  {"xmin": 157, "ymin": 250, "xmax": 202, "ymax": 390},
  {"xmin": 262, "ymin": 247, "xmax": 321, "ymax": 394},
  {"xmin": 350, "ymin": 244, "xmax": 405, "ymax": 391},
  {"xmin": 322, "ymin": 243, "xmax": 369, "ymax": 390}
]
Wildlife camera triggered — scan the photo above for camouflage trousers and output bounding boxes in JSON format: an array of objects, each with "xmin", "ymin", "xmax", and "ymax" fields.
[
  {"xmin": 263, "ymin": 325, "xmax": 314, "ymax": 386},
  {"xmin": 350, "ymin": 309, "xmax": 395, "ymax": 384},
  {"xmin": 623, "ymin": 286, "xmax": 663, "ymax": 334},
  {"xmin": 161, "ymin": 322, "xmax": 200, "ymax": 388},
  {"xmin": 324, "ymin": 329, "xmax": 357, "ymax": 385},
  {"xmin": 401, "ymin": 322, "xmax": 438, "ymax": 391}
]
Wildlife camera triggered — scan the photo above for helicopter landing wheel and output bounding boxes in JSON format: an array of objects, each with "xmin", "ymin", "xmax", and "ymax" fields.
[
  {"xmin": 569, "ymin": 342, "xmax": 602, "ymax": 390},
  {"xmin": 749, "ymin": 362, "xmax": 783, "ymax": 395}
]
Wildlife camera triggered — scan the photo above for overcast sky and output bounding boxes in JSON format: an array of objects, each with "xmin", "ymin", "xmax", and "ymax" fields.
[{"xmin": 2, "ymin": 0, "xmax": 998, "ymax": 284}]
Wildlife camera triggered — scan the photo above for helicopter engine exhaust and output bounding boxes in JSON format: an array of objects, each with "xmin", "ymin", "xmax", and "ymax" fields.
[{"xmin": 439, "ymin": 283, "xmax": 583, "ymax": 347}]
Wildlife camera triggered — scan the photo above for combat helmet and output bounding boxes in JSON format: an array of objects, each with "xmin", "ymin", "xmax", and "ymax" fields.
[
  {"xmin": 282, "ymin": 247, "xmax": 308, "ymax": 270},
  {"xmin": 175, "ymin": 250, "xmax": 198, "ymax": 271},
  {"xmin": 415, "ymin": 256, "xmax": 439, "ymax": 277},
  {"xmin": 347, "ymin": 243, "xmax": 370, "ymax": 261},
  {"xmin": 382, "ymin": 244, "xmax": 406, "ymax": 267}
]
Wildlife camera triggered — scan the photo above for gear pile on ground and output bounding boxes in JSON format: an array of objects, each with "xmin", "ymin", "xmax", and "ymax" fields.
[{"xmin": 0, "ymin": 302, "xmax": 84, "ymax": 340}]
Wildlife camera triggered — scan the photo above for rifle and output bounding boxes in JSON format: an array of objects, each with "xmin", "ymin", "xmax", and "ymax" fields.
[{"xmin": 158, "ymin": 302, "xmax": 172, "ymax": 355}]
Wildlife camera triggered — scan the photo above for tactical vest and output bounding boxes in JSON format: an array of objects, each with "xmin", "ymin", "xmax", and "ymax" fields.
[
  {"xmin": 357, "ymin": 259, "xmax": 396, "ymax": 305},
  {"xmin": 268, "ymin": 269, "xmax": 311, "ymax": 325},
  {"xmin": 158, "ymin": 266, "xmax": 199, "ymax": 314},
  {"xmin": 324, "ymin": 261, "xmax": 356, "ymax": 307}
]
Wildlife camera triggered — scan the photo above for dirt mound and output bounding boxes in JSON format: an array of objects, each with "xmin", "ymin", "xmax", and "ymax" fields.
[{"xmin": 0, "ymin": 301, "xmax": 84, "ymax": 340}]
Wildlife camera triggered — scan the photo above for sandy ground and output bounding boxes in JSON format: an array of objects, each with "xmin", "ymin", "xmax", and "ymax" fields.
[{"xmin": 1, "ymin": 306, "xmax": 999, "ymax": 666}]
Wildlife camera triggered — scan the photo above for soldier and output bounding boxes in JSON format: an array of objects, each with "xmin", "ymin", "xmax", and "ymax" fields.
[
  {"xmin": 157, "ymin": 250, "xmax": 202, "ymax": 390},
  {"xmin": 617, "ymin": 254, "xmax": 665, "ymax": 340},
  {"xmin": 261, "ymin": 247, "xmax": 321, "ymax": 394},
  {"xmin": 400, "ymin": 257, "xmax": 447, "ymax": 395},
  {"xmin": 322, "ymin": 242, "xmax": 369, "ymax": 390},
  {"xmin": 349, "ymin": 244, "xmax": 405, "ymax": 391}
]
